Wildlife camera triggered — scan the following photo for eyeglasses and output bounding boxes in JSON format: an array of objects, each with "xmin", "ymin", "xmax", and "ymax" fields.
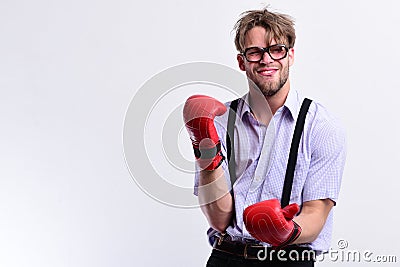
[{"xmin": 242, "ymin": 44, "xmax": 289, "ymax": 62}]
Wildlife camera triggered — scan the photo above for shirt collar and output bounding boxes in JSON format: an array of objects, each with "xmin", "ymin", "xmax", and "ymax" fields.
[
  {"xmin": 240, "ymin": 89, "xmax": 301, "ymax": 121},
  {"xmin": 240, "ymin": 93, "xmax": 252, "ymax": 118},
  {"xmin": 282, "ymin": 88, "xmax": 301, "ymax": 121}
]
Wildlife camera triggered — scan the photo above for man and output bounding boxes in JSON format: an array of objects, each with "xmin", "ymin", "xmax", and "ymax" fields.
[{"xmin": 183, "ymin": 7, "xmax": 346, "ymax": 267}]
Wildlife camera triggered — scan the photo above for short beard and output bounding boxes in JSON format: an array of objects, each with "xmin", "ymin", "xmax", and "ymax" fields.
[{"xmin": 256, "ymin": 65, "xmax": 289, "ymax": 98}]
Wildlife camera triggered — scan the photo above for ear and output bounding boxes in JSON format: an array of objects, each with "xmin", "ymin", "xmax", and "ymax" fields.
[
  {"xmin": 237, "ymin": 54, "xmax": 246, "ymax": 71},
  {"xmin": 288, "ymin": 48, "xmax": 294, "ymax": 67}
]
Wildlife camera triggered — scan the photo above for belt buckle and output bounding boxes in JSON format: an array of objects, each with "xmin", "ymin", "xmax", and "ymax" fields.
[
  {"xmin": 216, "ymin": 232, "xmax": 226, "ymax": 246},
  {"xmin": 243, "ymin": 243, "xmax": 264, "ymax": 260},
  {"xmin": 243, "ymin": 244, "xmax": 249, "ymax": 259}
]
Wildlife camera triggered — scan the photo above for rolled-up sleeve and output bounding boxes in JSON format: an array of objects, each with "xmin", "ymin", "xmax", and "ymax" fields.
[{"xmin": 302, "ymin": 107, "xmax": 347, "ymax": 204}]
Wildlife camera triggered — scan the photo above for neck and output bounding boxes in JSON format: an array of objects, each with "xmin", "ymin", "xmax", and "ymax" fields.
[
  {"xmin": 248, "ymin": 89, "xmax": 271, "ymax": 125},
  {"xmin": 265, "ymin": 81, "xmax": 290, "ymax": 114},
  {"xmin": 248, "ymin": 80, "xmax": 290, "ymax": 122}
]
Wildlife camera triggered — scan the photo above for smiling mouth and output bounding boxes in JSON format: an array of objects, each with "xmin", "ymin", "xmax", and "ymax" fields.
[{"xmin": 257, "ymin": 68, "xmax": 278, "ymax": 76}]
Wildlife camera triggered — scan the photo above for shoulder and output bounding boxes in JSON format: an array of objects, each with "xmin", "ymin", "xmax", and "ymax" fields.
[
  {"xmin": 216, "ymin": 97, "xmax": 246, "ymax": 124},
  {"xmin": 214, "ymin": 97, "xmax": 244, "ymax": 143},
  {"xmin": 306, "ymin": 100, "xmax": 346, "ymax": 152},
  {"xmin": 308, "ymin": 100, "xmax": 345, "ymax": 131}
]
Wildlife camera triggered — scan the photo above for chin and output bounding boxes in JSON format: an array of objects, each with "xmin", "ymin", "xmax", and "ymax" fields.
[
  {"xmin": 259, "ymin": 82, "xmax": 281, "ymax": 96},
  {"xmin": 262, "ymin": 88, "xmax": 280, "ymax": 97}
]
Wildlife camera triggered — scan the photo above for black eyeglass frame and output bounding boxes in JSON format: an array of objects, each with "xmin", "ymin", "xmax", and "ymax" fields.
[{"xmin": 242, "ymin": 44, "xmax": 289, "ymax": 62}]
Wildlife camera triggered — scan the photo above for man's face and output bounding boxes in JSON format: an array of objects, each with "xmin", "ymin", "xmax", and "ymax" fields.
[{"xmin": 237, "ymin": 26, "xmax": 294, "ymax": 97}]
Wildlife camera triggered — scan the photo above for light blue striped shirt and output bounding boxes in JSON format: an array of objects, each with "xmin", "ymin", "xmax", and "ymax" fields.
[{"xmin": 194, "ymin": 89, "xmax": 346, "ymax": 253}]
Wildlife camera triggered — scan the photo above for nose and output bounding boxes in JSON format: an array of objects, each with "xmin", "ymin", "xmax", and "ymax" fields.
[{"xmin": 260, "ymin": 51, "xmax": 274, "ymax": 64}]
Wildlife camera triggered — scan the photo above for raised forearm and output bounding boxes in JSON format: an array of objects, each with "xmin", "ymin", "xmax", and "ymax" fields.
[
  {"xmin": 182, "ymin": 95, "xmax": 233, "ymax": 232},
  {"xmin": 198, "ymin": 166, "xmax": 234, "ymax": 232}
]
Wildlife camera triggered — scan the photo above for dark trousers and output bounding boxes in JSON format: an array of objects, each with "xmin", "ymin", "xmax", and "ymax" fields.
[{"xmin": 206, "ymin": 249, "xmax": 315, "ymax": 267}]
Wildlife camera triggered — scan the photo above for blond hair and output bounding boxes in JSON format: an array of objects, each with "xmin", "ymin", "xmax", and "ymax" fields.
[{"xmin": 233, "ymin": 7, "xmax": 296, "ymax": 52}]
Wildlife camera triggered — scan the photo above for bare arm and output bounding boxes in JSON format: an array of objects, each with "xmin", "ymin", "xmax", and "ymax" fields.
[
  {"xmin": 197, "ymin": 166, "xmax": 234, "ymax": 232},
  {"xmin": 293, "ymin": 199, "xmax": 334, "ymax": 244}
]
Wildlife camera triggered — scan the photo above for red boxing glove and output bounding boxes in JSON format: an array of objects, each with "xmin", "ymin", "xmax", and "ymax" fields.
[
  {"xmin": 243, "ymin": 199, "xmax": 302, "ymax": 247},
  {"xmin": 183, "ymin": 95, "xmax": 227, "ymax": 170}
]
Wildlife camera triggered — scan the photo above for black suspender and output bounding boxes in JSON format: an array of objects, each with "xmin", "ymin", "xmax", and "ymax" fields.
[
  {"xmin": 226, "ymin": 97, "xmax": 312, "ymax": 207},
  {"xmin": 226, "ymin": 98, "xmax": 239, "ymax": 197},
  {"xmin": 281, "ymin": 98, "xmax": 312, "ymax": 207}
]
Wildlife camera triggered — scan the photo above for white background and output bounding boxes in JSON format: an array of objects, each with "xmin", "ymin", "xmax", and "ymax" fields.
[{"xmin": 1, "ymin": 0, "xmax": 400, "ymax": 266}]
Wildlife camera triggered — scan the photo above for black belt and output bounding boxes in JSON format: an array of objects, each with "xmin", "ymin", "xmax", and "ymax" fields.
[{"xmin": 213, "ymin": 236, "xmax": 315, "ymax": 262}]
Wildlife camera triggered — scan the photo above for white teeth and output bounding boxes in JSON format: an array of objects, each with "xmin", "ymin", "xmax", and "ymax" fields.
[{"xmin": 260, "ymin": 70, "xmax": 274, "ymax": 75}]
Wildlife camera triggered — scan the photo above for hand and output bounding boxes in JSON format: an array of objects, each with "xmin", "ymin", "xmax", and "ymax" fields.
[
  {"xmin": 243, "ymin": 199, "xmax": 302, "ymax": 247},
  {"xmin": 183, "ymin": 95, "xmax": 227, "ymax": 170}
]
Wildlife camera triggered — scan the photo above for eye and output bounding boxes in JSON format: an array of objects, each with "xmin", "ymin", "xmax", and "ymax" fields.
[
  {"xmin": 244, "ymin": 47, "xmax": 268, "ymax": 62},
  {"xmin": 247, "ymin": 48, "xmax": 263, "ymax": 55},
  {"xmin": 270, "ymin": 46, "xmax": 285, "ymax": 54}
]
